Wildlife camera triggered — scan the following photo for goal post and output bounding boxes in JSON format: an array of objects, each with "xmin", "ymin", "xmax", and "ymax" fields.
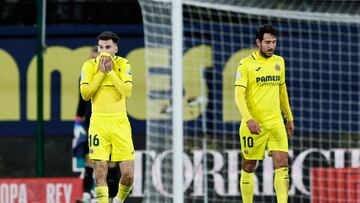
[
  {"xmin": 172, "ymin": 0, "xmax": 184, "ymax": 203},
  {"xmin": 138, "ymin": 0, "xmax": 360, "ymax": 202}
]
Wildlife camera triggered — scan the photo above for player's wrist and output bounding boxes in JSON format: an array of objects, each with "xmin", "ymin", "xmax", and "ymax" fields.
[
  {"xmin": 97, "ymin": 69, "xmax": 106, "ymax": 75},
  {"xmin": 244, "ymin": 117, "xmax": 253, "ymax": 122},
  {"xmin": 286, "ymin": 115, "xmax": 294, "ymax": 122}
]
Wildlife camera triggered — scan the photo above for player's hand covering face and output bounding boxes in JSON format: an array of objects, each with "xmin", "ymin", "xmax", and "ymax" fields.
[
  {"xmin": 98, "ymin": 55, "xmax": 115, "ymax": 73},
  {"xmin": 103, "ymin": 56, "xmax": 114, "ymax": 72},
  {"xmin": 99, "ymin": 56, "xmax": 107, "ymax": 73}
]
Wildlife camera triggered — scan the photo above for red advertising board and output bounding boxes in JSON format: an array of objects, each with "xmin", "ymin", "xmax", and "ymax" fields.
[
  {"xmin": 311, "ymin": 167, "xmax": 360, "ymax": 203},
  {"xmin": 0, "ymin": 177, "xmax": 82, "ymax": 203}
]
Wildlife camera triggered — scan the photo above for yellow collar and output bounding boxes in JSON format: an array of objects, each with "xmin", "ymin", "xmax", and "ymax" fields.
[{"xmin": 252, "ymin": 51, "xmax": 273, "ymax": 62}]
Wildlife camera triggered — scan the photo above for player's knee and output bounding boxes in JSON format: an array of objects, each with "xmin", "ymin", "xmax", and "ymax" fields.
[
  {"xmin": 242, "ymin": 160, "xmax": 257, "ymax": 172},
  {"xmin": 242, "ymin": 165, "xmax": 256, "ymax": 173},
  {"xmin": 272, "ymin": 151, "xmax": 289, "ymax": 169},
  {"xmin": 121, "ymin": 170, "xmax": 134, "ymax": 186},
  {"xmin": 273, "ymin": 157, "xmax": 288, "ymax": 169},
  {"xmin": 122, "ymin": 171, "xmax": 134, "ymax": 182},
  {"xmin": 94, "ymin": 174, "xmax": 107, "ymax": 185},
  {"xmin": 94, "ymin": 163, "xmax": 108, "ymax": 185}
]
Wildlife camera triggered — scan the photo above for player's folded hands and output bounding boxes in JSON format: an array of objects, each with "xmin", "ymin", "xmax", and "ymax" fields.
[
  {"xmin": 104, "ymin": 56, "xmax": 114, "ymax": 72},
  {"xmin": 99, "ymin": 56, "xmax": 107, "ymax": 73}
]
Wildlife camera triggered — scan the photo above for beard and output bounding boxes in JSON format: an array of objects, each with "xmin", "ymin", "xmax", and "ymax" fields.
[{"xmin": 259, "ymin": 48, "xmax": 274, "ymax": 58}]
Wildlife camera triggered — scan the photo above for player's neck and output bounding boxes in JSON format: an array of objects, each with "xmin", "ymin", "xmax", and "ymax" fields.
[{"xmin": 257, "ymin": 51, "xmax": 272, "ymax": 60}]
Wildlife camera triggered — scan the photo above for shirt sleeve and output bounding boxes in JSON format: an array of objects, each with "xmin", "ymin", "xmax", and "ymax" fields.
[
  {"xmin": 107, "ymin": 57, "xmax": 133, "ymax": 98},
  {"xmin": 279, "ymin": 84, "xmax": 294, "ymax": 121},
  {"xmin": 234, "ymin": 60, "xmax": 248, "ymax": 88},
  {"xmin": 279, "ymin": 57, "xmax": 293, "ymax": 121},
  {"xmin": 108, "ymin": 70, "xmax": 133, "ymax": 98},
  {"xmin": 280, "ymin": 57, "xmax": 286, "ymax": 85},
  {"xmin": 76, "ymin": 78, "xmax": 88, "ymax": 117},
  {"xmin": 235, "ymin": 86, "xmax": 253, "ymax": 122},
  {"xmin": 80, "ymin": 61, "xmax": 93, "ymax": 85},
  {"xmin": 119, "ymin": 59, "xmax": 133, "ymax": 83},
  {"xmin": 234, "ymin": 60, "xmax": 252, "ymax": 121},
  {"xmin": 80, "ymin": 61, "xmax": 105, "ymax": 101}
]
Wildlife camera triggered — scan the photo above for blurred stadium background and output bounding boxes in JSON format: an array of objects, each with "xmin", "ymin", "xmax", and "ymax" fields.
[{"xmin": 0, "ymin": 0, "xmax": 359, "ymax": 202}]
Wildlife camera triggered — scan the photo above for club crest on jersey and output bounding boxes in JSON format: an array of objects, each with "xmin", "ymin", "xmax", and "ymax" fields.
[
  {"xmin": 275, "ymin": 64, "xmax": 281, "ymax": 71},
  {"xmin": 236, "ymin": 71, "xmax": 242, "ymax": 80}
]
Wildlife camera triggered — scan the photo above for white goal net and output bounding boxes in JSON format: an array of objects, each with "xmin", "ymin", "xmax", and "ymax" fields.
[{"xmin": 138, "ymin": 0, "xmax": 360, "ymax": 202}]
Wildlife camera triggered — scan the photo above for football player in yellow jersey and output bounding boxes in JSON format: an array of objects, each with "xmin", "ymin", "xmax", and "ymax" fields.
[
  {"xmin": 80, "ymin": 31, "xmax": 134, "ymax": 203},
  {"xmin": 235, "ymin": 24, "xmax": 295, "ymax": 203}
]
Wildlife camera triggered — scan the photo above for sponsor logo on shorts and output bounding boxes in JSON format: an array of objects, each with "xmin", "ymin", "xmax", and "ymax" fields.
[
  {"xmin": 244, "ymin": 149, "xmax": 248, "ymax": 155},
  {"xmin": 89, "ymin": 149, "xmax": 94, "ymax": 154}
]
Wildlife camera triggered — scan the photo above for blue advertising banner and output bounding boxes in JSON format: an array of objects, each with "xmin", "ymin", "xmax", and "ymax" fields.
[{"xmin": 1, "ymin": 23, "xmax": 359, "ymax": 137}]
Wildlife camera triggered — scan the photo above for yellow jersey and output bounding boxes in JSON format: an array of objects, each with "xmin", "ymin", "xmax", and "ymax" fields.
[
  {"xmin": 235, "ymin": 51, "xmax": 286, "ymax": 127},
  {"xmin": 80, "ymin": 54, "xmax": 133, "ymax": 117}
]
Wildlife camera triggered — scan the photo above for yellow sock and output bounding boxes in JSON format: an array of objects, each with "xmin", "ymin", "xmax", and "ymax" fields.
[
  {"xmin": 240, "ymin": 170, "xmax": 254, "ymax": 203},
  {"xmin": 117, "ymin": 183, "xmax": 132, "ymax": 201},
  {"xmin": 274, "ymin": 167, "xmax": 289, "ymax": 203},
  {"xmin": 95, "ymin": 186, "xmax": 108, "ymax": 203}
]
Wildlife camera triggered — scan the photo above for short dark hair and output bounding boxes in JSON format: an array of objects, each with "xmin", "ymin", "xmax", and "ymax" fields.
[
  {"xmin": 97, "ymin": 31, "xmax": 119, "ymax": 44},
  {"xmin": 255, "ymin": 24, "xmax": 277, "ymax": 41}
]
